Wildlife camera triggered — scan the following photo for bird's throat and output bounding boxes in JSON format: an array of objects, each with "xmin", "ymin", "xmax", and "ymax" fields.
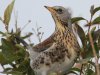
[{"xmin": 52, "ymin": 16, "xmax": 66, "ymax": 32}]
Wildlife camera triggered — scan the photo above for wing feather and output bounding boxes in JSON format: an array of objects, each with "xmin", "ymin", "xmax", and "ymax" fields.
[{"xmin": 33, "ymin": 32, "xmax": 55, "ymax": 52}]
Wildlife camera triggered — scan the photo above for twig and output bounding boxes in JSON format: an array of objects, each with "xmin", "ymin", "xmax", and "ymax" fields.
[
  {"xmin": 32, "ymin": 23, "xmax": 43, "ymax": 43},
  {"xmin": 87, "ymin": 12, "xmax": 100, "ymax": 75},
  {"xmin": 14, "ymin": 9, "xmax": 18, "ymax": 33},
  {"xmin": 88, "ymin": 31, "xmax": 99, "ymax": 75},
  {"xmin": 80, "ymin": 64, "xmax": 84, "ymax": 75},
  {"xmin": 21, "ymin": 20, "xmax": 31, "ymax": 31}
]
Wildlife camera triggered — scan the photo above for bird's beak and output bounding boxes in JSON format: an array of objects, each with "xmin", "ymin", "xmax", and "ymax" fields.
[{"xmin": 44, "ymin": 6, "xmax": 56, "ymax": 14}]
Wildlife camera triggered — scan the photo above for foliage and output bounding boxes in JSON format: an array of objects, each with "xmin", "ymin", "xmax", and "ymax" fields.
[{"xmin": 0, "ymin": 1, "xmax": 100, "ymax": 75}]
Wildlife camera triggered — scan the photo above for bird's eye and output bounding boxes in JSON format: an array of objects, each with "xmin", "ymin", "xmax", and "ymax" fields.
[{"xmin": 56, "ymin": 8, "xmax": 63, "ymax": 14}]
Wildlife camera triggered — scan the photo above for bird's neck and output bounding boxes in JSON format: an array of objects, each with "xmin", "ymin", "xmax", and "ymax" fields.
[
  {"xmin": 55, "ymin": 19, "xmax": 69, "ymax": 32},
  {"xmin": 52, "ymin": 15, "xmax": 70, "ymax": 32}
]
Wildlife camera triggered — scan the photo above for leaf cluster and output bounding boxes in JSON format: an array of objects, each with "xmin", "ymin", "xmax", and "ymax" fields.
[{"xmin": 0, "ymin": 0, "xmax": 35, "ymax": 75}]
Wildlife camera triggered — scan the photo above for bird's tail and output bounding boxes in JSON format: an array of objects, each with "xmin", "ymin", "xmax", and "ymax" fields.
[{"xmin": 15, "ymin": 36, "xmax": 38, "ymax": 59}]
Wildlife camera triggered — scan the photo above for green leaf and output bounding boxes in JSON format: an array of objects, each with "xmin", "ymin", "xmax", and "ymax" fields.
[
  {"xmin": 2, "ymin": 70, "xmax": 23, "ymax": 75},
  {"xmin": 2, "ymin": 68, "xmax": 12, "ymax": 73},
  {"xmin": 0, "ymin": 52, "xmax": 7, "ymax": 64},
  {"xmin": 22, "ymin": 32, "xmax": 33, "ymax": 39},
  {"xmin": 92, "ymin": 16, "xmax": 100, "ymax": 24},
  {"xmin": 90, "ymin": 5, "xmax": 94, "ymax": 16},
  {"xmin": 94, "ymin": 43, "xmax": 99, "ymax": 55},
  {"xmin": 17, "ymin": 59, "xmax": 35, "ymax": 75},
  {"xmin": 93, "ymin": 29, "xmax": 100, "ymax": 42},
  {"xmin": 0, "ymin": 31, "xmax": 6, "ymax": 36},
  {"xmin": 86, "ymin": 42, "xmax": 99, "ymax": 58},
  {"xmin": 74, "ymin": 23, "xmax": 86, "ymax": 50},
  {"xmin": 86, "ymin": 69, "xmax": 94, "ymax": 75},
  {"xmin": 93, "ymin": 6, "xmax": 100, "ymax": 15},
  {"xmin": 71, "ymin": 17, "xmax": 85, "ymax": 24},
  {"xmin": 98, "ymin": 37, "xmax": 100, "ymax": 49},
  {"xmin": 67, "ymin": 70, "xmax": 77, "ymax": 75},
  {"xmin": 1, "ymin": 38, "xmax": 19, "ymax": 63},
  {"xmin": 88, "ymin": 61, "xmax": 95, "ymax": 67},
  {"xmin": 91, "ymin": 27, "xmax": 96, "ymax": 32},
  {"xmin": 17, "ymin": 59, "xmax": 29, "ymax": 72},
  {"xmin": 27, "ymin": 66, "xmax": 35, "ymax": 75},
  {"xmin": 3, "ymin": 0, "xmax": 15, "ymax": 30},
  {"xmin": 70, "ymin": 67, "xmax": 81, "ymax": 72},
  {"xmin": 15, "ymin": 44, "xmax": 26, "ymax": 58}
]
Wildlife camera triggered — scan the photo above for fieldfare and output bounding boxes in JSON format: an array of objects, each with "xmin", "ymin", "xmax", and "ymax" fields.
[{"xmin": 16, "ymin": 6, "xmax": 80, "ymax": 75}]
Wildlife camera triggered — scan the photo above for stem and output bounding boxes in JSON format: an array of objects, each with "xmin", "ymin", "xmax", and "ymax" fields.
[
  {"xmin": 14, "ymin": 9, "xmax": 18, "ymax": 33},
  {"xmin": 87, "ymin": 14, "xmax": 99, "ymax": 75},
  {"xmin": 21, "ymin": 21, "xmax": 31, "ymax": 31},
  {"xmin": 80, "ymin": 64, "xmax": 84, "ymax": 75},
  {"xmin": 88, "ymin": 30, "xmax": 99, "ymax": 75}
]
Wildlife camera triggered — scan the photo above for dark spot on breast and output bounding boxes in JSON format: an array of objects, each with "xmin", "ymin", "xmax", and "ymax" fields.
[
  {"xmin": 70, "ymin": 37, "xmax": 72, "ymax": 40},
  {"xmin": 67, "ymin": 35, "xmax": 69, "ymax": 38},
  {"xmin": 66, "ymin": 41, "xmax": 68, "ymax": 45},
  {"xmin": 67, "ymin": 39, "xmax": 70, "ymax": 42},
  {"xmin": 67, "ymin": 54, "xmax": 71, "ymax": 59},
  {"xmin": 44, "ymin": 52, "xmax": 49, "ymax": 55},
  {"xmin": 40, "ymin": 57, "xmax": 44, "ymax": 64},
  {"xmin": 45, "ymin": 62, "xmax": 50, "ymax": 66}
]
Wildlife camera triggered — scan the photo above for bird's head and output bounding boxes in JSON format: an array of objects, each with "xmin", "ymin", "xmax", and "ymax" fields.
[{"xmin": 45, "ymin": 6, "xmax": 71, "ymax": 29}]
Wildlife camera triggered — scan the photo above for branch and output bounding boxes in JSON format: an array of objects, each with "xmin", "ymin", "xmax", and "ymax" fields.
[{"xmin": 88, "ymin": 30, "xmax": 99, "ymax": 75}]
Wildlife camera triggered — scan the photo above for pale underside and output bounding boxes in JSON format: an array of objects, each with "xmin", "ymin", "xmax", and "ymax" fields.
[
  {"xmin": 28, "ymin": 29, "xmax": 79, "ymax": 75},
  {"xmin": 30, "ymin": 43, "xmax": 77, "ymax": 75}
]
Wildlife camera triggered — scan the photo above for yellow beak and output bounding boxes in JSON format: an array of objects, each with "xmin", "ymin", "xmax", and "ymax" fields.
[{"xmin": 44, "ymin": 6, "xmax": 56, "ymax": 14}]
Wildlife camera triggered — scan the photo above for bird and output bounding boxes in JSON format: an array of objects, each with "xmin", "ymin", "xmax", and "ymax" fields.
[{"xmin": 15, "ymin": 6, "xmax": 80, "ymax": 75}]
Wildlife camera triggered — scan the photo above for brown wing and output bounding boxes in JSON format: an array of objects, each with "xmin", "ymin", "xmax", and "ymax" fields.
[{"xmin": 33, "ymin": 32, "xmax": 55, "ymax": 52}]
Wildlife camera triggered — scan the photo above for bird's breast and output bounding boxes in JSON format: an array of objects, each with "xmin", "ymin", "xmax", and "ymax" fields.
[
  {"xmin": 54, "ymin": 29, "xmax": 79, "ymax": 58},
  {"xmin": 30, "ymin": 28, "xmax": 80, "ymax": 75}
]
